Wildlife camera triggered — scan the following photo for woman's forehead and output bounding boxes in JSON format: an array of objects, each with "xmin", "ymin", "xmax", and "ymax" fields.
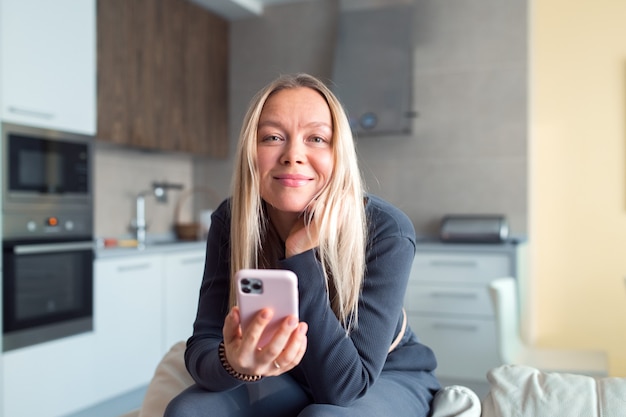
[{"xmin": 259, "ymin": 87, "xmax": 332, "ymax": 126}]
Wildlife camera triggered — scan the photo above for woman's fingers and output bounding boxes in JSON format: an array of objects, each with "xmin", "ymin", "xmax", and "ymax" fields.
[
  {"xmin": 245, "ymin": 308, "xmax": 274, "ymax": 345},
  {"xmin": 223, "ymin": 307, "xmax": 308, "ymax": 376},
  {"xmin": 264, "ymin": 321, "xmax": 308, "ymax": 375},
  {"xmin": 223, "ymin": 307, "xmax": 273, "ymax": 373},
  {"xmin": 222, "ymin": 306, "xmax": 242, "ymax": 343},
  {"xmin": 281, "ymin": 322, "xmax": 308, "ymax": 368},
  {"xmin": 259, "ymin": 315, "xmax": 298, "ymax": 357}
]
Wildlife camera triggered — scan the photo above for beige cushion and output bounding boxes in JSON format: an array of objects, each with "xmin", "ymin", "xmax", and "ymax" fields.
[
  {"xmin": 429, "ymin": 385, "xmax": 482, "ymax": 417},
  {"xmin": 482, "ymin": 364, "xmax": 626, "ymax": 417},
  {"xmin": 130, "ymin": 341, "xmax": 483, "ymax": 417},
  {"xmin": 138, "ymin": 341, "xmax": 195, "ymax": 417}
]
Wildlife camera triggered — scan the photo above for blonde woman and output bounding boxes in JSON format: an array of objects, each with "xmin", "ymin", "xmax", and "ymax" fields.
[{"xmin": 165, "ymin": 73, "xmax": 440, "ymax": 417}]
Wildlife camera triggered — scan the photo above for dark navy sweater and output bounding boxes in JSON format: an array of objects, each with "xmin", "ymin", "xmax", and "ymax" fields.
[{"xmin": 185, "ymin": 194, "xmax": 439, "ymax": 406}]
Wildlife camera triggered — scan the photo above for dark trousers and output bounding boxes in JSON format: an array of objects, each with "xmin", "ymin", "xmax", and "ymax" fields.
[{"xmin": 164, "ymin": 370, "xmax": 437, "ymax": 417}]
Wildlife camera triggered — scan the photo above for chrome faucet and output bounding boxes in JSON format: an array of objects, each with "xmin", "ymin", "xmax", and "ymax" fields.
[
  {"xmin": 134, "ymin": 193, "xmax": 148, "ymax": 247},
  {"xmin": 131, "ymin": 182, "xmax": 184, "ymax": 248},
  {"xmin": 152, "ymin": 181, "xmax": 183, "ymax": 203}
]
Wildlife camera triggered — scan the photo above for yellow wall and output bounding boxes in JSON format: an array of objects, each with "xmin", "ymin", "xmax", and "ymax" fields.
[{"xmin": 530, "ymin": 0, "xmax": 626, "ymax": 376}]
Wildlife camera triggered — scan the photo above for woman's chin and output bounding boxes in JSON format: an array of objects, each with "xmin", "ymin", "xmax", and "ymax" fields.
[{"xmin": 265, "ymin": 201, "xmax": 308, "ymax": 217}]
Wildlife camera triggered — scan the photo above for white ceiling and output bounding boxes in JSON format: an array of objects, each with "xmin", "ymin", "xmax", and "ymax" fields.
[{"xmin": 189, "ymin": 0, "xmax": 308, "ymax": 20}]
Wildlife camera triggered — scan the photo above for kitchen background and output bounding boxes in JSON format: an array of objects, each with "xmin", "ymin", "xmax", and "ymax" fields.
[
  {"xmin": 96, "ymin": 0, "xmax": 626, "ymax": 378},
  {"xmin": 90, "ymin": 0, "xmax": 626, "ymax": 381},
  {"xmin": 2, "ymin": 0, "xmax": 626, "ymax": 415},
  {"xmin": 192, "ymin": 0, "xmax": 528, "ymax": 237},
  {"xmin": 96, "ymin": 0, "xmax": 528, "ymax": 241}
]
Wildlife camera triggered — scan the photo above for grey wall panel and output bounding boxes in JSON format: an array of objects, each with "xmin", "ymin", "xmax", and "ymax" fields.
[{"xmin": 331, "ymin": 4, "xmax": 415, "ymax": 135}]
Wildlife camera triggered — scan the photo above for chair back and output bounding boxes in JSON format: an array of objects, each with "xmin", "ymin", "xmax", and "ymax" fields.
[{"xmin": 488, "ymin": 277, "xmax": 523, "ymax": 364}]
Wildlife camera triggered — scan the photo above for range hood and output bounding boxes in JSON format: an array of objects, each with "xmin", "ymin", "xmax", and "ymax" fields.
[{"xmin": 331, "ymin": 2, "xmax": 415, "ymax": 136}]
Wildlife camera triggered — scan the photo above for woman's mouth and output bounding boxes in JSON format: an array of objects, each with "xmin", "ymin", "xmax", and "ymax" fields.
[{"xmin": 274, "ymin": 174, "xmax": 312, "ymax": 187}]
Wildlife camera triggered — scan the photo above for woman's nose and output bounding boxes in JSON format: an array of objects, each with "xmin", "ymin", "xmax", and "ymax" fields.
[{"xmin": 280, "ymin": 140, "xmax": 305, "ymax": 165}]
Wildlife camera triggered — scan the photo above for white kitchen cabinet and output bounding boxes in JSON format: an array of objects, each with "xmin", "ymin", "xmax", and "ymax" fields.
[
  {"xmin": 405, "ymin": 241, "xmax": 527, "ymax": 387},
  {"xmin": 94, "ymin": 254, "xmax": 164, "ymax": 401},
  {"xmin": 0, "ymin": 246, "xmax": 205, "ymax": 417},
  {"xmin": 0, "ymin": 0, "xmax": 96, "ymax": 134},
  {"xmin": 2, "ymin": 332, "xmax": 99, "ymax": 417},
  {"xmin": 162, "ymin": 249, "xmax": 205, "ymax": 352}
]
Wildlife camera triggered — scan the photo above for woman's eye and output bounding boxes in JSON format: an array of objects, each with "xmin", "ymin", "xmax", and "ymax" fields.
[
  {"xmin": 308, "ymin": 136, "xmax": 328, "ymax": 145},
  {"xmin": 262, "ymin": 135, "xmax": 282, "ymax": 142}
]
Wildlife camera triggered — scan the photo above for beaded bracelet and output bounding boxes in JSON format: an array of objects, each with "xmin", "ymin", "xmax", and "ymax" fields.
[{"xmin": 218, "ymin": 341, "xmax": 262, "ymax": 382}]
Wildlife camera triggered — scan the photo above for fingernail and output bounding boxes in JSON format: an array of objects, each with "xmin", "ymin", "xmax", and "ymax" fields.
[
  {"xmin": 288, "ymin": 317, "xmax": 298, "ymax": 327},
  {"xmin": 261, "ymin": 309, "xmax": 270, "ymax": 319}
]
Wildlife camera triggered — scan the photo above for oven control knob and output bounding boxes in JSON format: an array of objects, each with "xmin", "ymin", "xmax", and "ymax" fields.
[
  {"xmin": 27, "ymin": 221, "xmax": 37, "ymax": 232},
  {"xmin": 65, "ymin": 220, "xmax": 75, "ymax": 231}
]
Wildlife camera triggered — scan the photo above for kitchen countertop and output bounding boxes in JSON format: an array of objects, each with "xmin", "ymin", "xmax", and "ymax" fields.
[{"xmin": 95, "ymin": 239, "xmax": 207, "ymax": 259}]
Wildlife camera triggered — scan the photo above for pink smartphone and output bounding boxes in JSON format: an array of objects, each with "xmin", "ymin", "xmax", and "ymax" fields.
[{"xmin": 235, "ymin": 269, "xmax": 299, "ymax": 348}]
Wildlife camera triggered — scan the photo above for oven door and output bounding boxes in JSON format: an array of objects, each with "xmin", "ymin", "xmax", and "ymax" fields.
[{"xmin": 2, "ymin": 239, "xmax": 94, "ymax": 352}]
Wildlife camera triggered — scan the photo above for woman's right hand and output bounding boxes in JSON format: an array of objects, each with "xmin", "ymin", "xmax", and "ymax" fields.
[{"xmin": 222, "ymin": 306, "xmax": 308, "ymax": 377}]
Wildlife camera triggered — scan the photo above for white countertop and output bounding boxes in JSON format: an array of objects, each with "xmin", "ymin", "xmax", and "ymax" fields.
[{"xmin": 95, "ymin": 239, "xmax": 206, "ymax": 258}]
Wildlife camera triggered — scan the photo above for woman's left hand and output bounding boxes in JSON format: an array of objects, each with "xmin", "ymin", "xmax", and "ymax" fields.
[{"xmin": 285, "ymin": 214, "xmax": 319, "ymax": 258}]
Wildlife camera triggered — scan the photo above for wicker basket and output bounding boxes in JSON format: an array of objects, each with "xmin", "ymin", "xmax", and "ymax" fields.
[
  {"xmin": 174, "ymin": 222, "xmax": 200, "ymax": 241},
  {"xmin": 174, "ymin": 187, "xmax": 218, "ymax": 240}
]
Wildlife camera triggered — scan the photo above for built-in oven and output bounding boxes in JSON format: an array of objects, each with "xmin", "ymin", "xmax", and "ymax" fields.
[
  {"xmin": 2, "ymin": 238, "xmax": 93, "ymax": 351},
  {"xmin": 1, "ymin": 122, "xmax": 94, "ymax": 352}
]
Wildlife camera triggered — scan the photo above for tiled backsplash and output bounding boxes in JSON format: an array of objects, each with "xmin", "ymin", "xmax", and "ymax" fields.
[{"xmin": 93, "ymin": 142, "xmax": 196, "ymax": 239}]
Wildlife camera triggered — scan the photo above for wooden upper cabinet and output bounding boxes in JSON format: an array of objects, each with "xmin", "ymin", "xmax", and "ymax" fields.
[{"xmin": 97, "ymin": 0, "xmax": 228, "ymax": 157}]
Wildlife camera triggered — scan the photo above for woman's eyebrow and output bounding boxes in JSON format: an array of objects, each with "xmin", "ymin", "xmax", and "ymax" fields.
[{"xmin": 306, "ymin": 121, "xmax": 332, "ymax": 130}]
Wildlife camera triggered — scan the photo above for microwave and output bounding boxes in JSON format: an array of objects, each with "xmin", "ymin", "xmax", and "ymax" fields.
[
  {"xmin": 2, "ymin": 123, "xmax": 93, "ymax": 210},
  {"xmin": 1, "ymin": 123, "xmax": 93, "ymax": 240}
]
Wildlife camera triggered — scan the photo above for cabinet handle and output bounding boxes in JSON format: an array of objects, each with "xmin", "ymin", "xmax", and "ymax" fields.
[
  {"xmin": 180, "ymin": 257, "xmax": 204, "ymax": 265},
  {"xmin": 432, "ymin": 323, "xmax": 478, "ymax": 332},
  {"xmin": 429, "ymin": 291, "xmax": 477, "ymax": 300},
  {"xmin": 428, "ymin": 260, "xmax": 477, "ymax": 268},
  {"xmin": 117, "ymin": 263, "xmax": 152, "ymax": 272},
  {"xmin": 8, "ymin": 106, "xmax": 55, "ymax": 119}
]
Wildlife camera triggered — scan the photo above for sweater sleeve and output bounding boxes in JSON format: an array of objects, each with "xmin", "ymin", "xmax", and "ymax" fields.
[
  {"xmin": 184, "ymin": 199, "xmax": 245, "ymax": 391},
  {"xmin": 278, "ymin": 197, "xmax": 416, "ymax": 406}
]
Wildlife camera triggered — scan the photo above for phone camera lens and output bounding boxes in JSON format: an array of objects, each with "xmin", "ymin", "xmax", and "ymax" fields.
[
  {"xmin": 241, "ymin": 278, "xmax": 250, "ymax": 285},
  {"xmin": 252, "ymin": 282, "xmax": 262, "ymax": 291}
]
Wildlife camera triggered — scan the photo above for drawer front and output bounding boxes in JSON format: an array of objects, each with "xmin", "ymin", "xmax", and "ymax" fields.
[
  {"xmin": 405, "ymin": 283, "xmax": 493, "ymax": 316},
  {"xmin": 412, "ymin": 252, "xmax": 511, "ymax": 284},
  {"xmin": 410, "ymin": 314, "xmax": 499, "ymax": 381}
]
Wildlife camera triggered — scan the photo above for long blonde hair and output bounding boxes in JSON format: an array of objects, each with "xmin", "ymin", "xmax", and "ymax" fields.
[{"xmin": 229, "ymin": 73, "xmax": 367, "ymax": 332}]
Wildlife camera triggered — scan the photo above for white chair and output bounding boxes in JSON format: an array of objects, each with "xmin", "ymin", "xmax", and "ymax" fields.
[{"xmin": 488, "ymin": 277, "xmax": 608, "ymax": 376}]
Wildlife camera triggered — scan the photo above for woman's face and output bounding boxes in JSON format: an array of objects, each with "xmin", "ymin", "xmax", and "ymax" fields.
[{"xmin": 256, "ymin": 87, "xmax": 334, "ymax": 216}]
